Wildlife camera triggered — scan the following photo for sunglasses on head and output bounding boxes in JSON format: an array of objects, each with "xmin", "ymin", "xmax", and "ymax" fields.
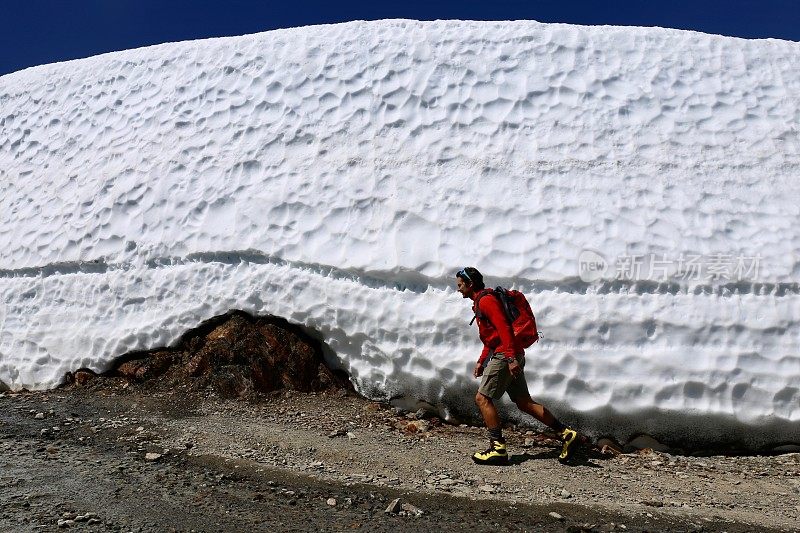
[{"xmin": 457, "ymin": 267, "xmax": 471, "ymax": 283}]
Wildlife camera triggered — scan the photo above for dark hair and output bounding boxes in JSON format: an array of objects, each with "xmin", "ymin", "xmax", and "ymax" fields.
[{"xmin": 456, "ymin": 266, "xmax": 485, "ymax": 290}]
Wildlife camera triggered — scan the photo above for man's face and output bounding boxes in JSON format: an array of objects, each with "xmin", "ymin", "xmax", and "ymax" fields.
[{"xmin": 456, "ymin": 276, "xmax": 473, "ymax": 299}]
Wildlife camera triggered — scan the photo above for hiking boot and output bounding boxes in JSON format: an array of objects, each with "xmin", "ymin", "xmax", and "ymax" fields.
[
  {"xmin": 558, "ymin": 427, "xmax": 578, "ymax": 463},
  {"xmin": 472, "ymin": 439, "xmax": 509, "ymax": 465}
]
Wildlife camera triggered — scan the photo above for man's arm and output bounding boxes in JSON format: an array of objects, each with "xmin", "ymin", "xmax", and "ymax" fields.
[
  {"xmin": 479, "ymin": 295, "xmax": 517, "ymax": 360},
  {"xmin": 474, "ymin": 345, "xmax": 490, "ymax": 377}
]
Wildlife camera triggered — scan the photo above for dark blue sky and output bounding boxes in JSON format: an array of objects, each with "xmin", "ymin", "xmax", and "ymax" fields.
[{"xmin": 2, "ymin": 0, "xmax": 798, "ymax": 77}]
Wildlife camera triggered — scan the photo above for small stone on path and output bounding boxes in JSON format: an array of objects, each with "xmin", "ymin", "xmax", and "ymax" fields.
[
  {"xmin": 400, "ymin": 502, "xmax": 424, "ymax": 516},
  {"xmin": 548, "ymin": 512, "xmax": 564, "ymax": 520},
  {"xmin": 326, "ymin": 498, "xmax": 337, "ymax": 506},
  {"xmin": 384, "ymin": 498, "xmax": 401, "ymax": 513},
  {"xmin": 144, "ymin": 452, "xmax": 162, "ymax": 461}
]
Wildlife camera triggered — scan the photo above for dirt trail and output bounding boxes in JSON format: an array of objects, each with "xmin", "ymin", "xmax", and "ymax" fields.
[{"xmin": 1, "ymin": 385, "xmax": 798, "ymax": 532}]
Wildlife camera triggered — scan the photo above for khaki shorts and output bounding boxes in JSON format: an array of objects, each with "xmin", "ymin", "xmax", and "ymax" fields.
[{"xmin": 478, "ymin": 352, "xmax": 530, "ymax": 401}]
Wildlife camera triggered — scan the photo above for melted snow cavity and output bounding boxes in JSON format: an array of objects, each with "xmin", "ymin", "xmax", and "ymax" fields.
[{"xmin": 1, "ymin": 20, "xmax": 799, "ymax": 448}]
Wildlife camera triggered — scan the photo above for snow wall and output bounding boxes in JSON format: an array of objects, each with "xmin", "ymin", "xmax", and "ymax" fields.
[{"xmin": 1, "ymin": 20, "xmax": 799, "ymax": 448}]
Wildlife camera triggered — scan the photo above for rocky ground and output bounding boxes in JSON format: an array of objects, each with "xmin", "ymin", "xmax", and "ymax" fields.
[{"xmin": 2, "ymin": 382, "xmax": 799, "ymax": 533}]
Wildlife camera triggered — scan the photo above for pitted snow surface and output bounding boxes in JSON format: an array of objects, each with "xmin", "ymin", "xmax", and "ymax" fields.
[{"xmin": 1, "ymin": 20, "xmax": 799, "ymax": 447}]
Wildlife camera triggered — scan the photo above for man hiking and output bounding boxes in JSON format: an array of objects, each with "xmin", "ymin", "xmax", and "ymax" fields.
[{"xmin": 456, "ymin": 266, "xmax": 578, "ymax": 465}]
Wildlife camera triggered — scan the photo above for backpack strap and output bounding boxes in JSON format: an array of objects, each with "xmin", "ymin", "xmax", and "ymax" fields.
[
  {"xmin": 493, "ymin": 286, "xmax": 519, "ymax": 322},
  {"xmin": 470, "ymin": 288, "xmax": 497, "ymax": 325},
  {"xmin": 471, "ymin": 287, "xmax": 519, "ymax": 327}
]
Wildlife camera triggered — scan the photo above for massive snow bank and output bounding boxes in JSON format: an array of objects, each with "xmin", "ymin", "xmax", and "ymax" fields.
[{"xmin": 1, "ymin": 20, "xmax": 798, "ymax": 447}]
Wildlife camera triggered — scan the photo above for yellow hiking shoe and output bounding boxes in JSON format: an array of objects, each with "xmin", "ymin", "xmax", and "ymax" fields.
[
  {"xmin": 558, "ymin": 428, "xmax": 578, "ymax": 463},
  {"xmin": 472, "ymin": 439, "xmax": 509, "ymax": 465}
]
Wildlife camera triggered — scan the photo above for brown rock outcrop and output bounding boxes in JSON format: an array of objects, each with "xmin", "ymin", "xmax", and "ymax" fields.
[
  {"xmin": 72, "ymin": 311, "xmax": 352, "ymax": 398},
  {"xmin": 72, "ymin": 369, "xmax": 97, "ymax": 386}
]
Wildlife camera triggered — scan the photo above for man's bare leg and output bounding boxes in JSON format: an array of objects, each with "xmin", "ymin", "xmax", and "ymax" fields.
[
  {"xmin": 513, "ymin": 395, "xmax": 562, "ymax": 429},
  {"xmin": 475, "ymin": 392, "xmax": 501, "ymax": 429},
  {"xmin": 472, "ymin": 392, "xmax": 509, "ymax": 464},
  {"xmin": 514, "ymin": 395, "xmax": 578, "ymax": 462}
]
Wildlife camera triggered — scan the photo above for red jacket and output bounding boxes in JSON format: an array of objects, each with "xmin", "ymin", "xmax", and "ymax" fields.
[{"xmin": 472, "ymin": 289, "xmax": 524, "ymax": 366}]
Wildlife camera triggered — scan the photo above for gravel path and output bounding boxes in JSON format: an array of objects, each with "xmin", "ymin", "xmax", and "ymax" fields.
[{"xmin": 1, "ymin": 385, "xmax": 798, "ymax": 532}]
